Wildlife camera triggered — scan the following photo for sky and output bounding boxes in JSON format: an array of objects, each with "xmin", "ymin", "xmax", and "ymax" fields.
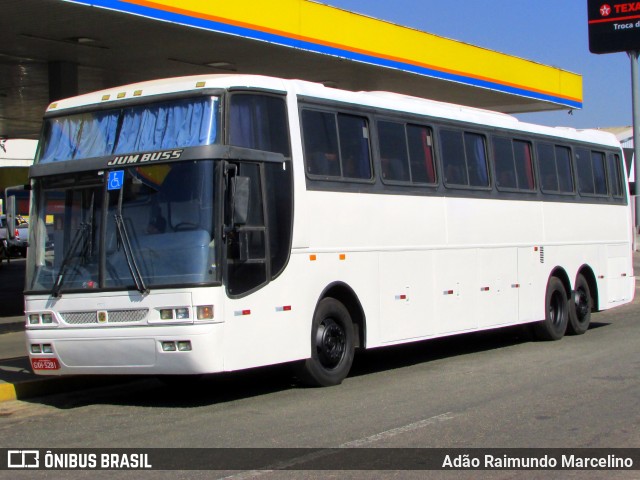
[{"xmin": 324, "ymin": 0, "xmax": 633, "ymax": 130}]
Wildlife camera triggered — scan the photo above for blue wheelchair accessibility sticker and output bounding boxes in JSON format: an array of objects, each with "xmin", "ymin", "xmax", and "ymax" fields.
[{"xmin": 108, "ymin": 170, "xmax": 124, "ymax": 191}]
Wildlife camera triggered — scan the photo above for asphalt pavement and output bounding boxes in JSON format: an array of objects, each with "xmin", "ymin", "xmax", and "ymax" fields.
[{"xmin": 1, "ymin": 252, "xmax": 639, "ymax": 403}]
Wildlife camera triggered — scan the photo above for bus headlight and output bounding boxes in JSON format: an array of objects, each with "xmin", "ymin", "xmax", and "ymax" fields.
[
  {"xmin": 196, "ymin": 305, "xmax": 214, "ymax": 320},
  {"xmin": 26, "ymin": 312, "xmax": 58, "ymax": 328}
]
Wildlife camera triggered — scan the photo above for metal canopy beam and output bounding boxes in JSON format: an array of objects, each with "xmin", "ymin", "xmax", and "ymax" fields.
[{"xmin": 0, "ymin": 0, "xmax": 582, "ymax": 139}]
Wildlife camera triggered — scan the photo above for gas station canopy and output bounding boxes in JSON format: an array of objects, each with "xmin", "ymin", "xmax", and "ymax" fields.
[{"xmin": 0, "ymin": 0, "xmax": 582, "ymax": 139}]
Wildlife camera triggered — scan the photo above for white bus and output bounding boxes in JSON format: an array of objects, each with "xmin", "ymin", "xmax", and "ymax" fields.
[{"xmin": 24, "ymin": 75, "xmax": 635, "ymax": 386}]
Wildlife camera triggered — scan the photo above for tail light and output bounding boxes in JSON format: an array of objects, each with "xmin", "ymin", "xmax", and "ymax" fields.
[{"xmin": 14, "ymin": 229, "xmax": 19, "ymax": 239}]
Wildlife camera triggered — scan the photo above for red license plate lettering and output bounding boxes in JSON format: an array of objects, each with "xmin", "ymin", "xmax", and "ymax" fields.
[{"xmin": 31, "ymin": 358, "xmax": 60, "ymax": 370}]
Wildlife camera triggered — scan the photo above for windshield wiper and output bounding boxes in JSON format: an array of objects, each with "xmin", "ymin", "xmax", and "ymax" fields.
[
  {"xmin": 114, "ymin": 184, "xmax": 148, "ymax": 295},
  {"xmin": 51, "ymin": 193, "xmax": 95, "ymax": 298},
  {"xmin": 51, "ymin": 222, "xmax": 90, "ymax": 297}
]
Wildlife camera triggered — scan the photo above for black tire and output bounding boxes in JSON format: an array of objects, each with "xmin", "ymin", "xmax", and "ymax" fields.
[
  {"xmin": 296, "ymin": 298, "xmax": 355, "ymax": 387},
  {"xmin": 534, "ymin": 277, "xmax": 569, "ymax": 341},
  {"xmin": 567, "ymin": 274, "xmax": 591, "ymax": 335}
]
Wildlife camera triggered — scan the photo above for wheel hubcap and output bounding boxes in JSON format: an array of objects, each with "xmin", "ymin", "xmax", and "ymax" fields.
[{"xmin": 316, "ymin": 318, "xmax": 346, "ymax": 369}]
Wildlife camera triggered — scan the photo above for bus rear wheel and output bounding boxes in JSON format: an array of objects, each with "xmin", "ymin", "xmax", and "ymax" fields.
[
  {"xmin": 296, "ymin": 298, "xmax": 355, "ymax": 387},
  {"xmin": 534, "ymin": 276, "xmax": 568, "ymax": 341},
  {"xmin": 568, "ymin": 274, "xmax": 591, "ymax": 335}
]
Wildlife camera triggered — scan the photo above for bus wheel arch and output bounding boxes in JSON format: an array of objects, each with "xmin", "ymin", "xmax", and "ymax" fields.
[
  {"xmin": 534, "ymin": 270, "xmax": 570, "ymax": 341},
  {"xmin": 295, "ymin": 282, "xmax": 366, "ymax": 387},
  {"xmin": 568, "ymin": 266, "xmax": 597, "ymax": 335},
  {"xmin": 320, "ymin": 282, "xmax": 366, "ymax": 349}
]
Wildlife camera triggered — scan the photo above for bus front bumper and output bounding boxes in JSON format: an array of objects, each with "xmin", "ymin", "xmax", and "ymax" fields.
[{"xmin": 26, "ymin": 323, "xmax": 224, "ymax": 376}]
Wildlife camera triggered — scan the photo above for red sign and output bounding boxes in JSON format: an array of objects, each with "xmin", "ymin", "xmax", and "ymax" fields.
[
  {"xmin": 588, "ymin": 0, "xmax": 640, "ymax": 53},
  {"xmin": 31, "ymin": 358, "xmax": 60, "ymax": 370}
]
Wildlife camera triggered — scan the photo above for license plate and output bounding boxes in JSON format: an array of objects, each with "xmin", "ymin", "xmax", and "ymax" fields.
[{"xmin": 31, "ymin": 358, "xmax": 60, "ymax": 370}]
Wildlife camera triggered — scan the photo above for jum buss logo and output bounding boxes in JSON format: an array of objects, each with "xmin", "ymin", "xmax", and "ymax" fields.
[{"xmin": 7, "ymin": 450, "xmax": 39, "ymax": 468}]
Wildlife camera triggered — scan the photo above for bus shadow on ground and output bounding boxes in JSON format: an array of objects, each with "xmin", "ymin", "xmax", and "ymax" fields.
[
  {"xmin": 350, "ymin": 320, "xmax": 610, "ymax": 379},
  {"xmin": 28, "ymin": 321, "xmax": 611, "ymax": 410}
]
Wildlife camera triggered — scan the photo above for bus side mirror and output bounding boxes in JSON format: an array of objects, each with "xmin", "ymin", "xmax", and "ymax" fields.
[
  {"xmin": 6, "ymin": 196, "xmax": 16, "ymax": 240},
  {"xmin": 231, "ymin": 176, "xmax": 250, "ymax": 227}
]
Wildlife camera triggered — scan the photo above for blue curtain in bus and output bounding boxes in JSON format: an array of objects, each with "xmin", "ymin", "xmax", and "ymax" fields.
[
  {"xmin": 75, "ymin": 112, "xmax": 120, "ymax": 159},
  {"xmin": 40, "ymin": 112, "xmax": 120, "ymax": 163},
  {"xmin": 114, "ymin": 97, "xmax": 218, "ymax": 154},
  {"xmin": 229, "ymin": 96, "xmax": 266, "ymax": 151},
  {"xmin": 39, "ymin": 97, "xmax": 218, "ymax": 163},
  {"xmin": 40, "ymin": 116, "xmax": 82, "ymax": 163},
  {"xmin": 465, "ymin": 133, "xmax": 488, "ymax": 187}
]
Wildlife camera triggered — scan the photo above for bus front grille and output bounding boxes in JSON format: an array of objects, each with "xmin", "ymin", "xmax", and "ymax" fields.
[{"xmin": 60, "ymin": 309, "xmax": 149, "ymax": 325}]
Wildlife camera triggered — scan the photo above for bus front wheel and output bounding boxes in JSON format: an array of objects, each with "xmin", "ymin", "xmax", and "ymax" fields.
[
  {"xmin": 534, "ymin": 277, "xmax": 568, "ymax": 341},
  {"xmin": 296, "ymin": 298, "xmax": 355, "ymax": 387}
]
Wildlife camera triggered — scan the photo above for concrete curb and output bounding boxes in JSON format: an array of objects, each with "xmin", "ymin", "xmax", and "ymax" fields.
[{"xmin": 0, "ymin": 374, "xmax": 141, "ymax": 403}]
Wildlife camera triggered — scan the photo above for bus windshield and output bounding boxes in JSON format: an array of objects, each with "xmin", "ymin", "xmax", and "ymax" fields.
[{"xmin": 26, "ymin": 161, "xmax": 218, "ymax": 294}]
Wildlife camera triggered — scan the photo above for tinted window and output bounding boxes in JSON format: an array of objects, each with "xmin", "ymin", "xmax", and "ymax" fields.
[
  {"xmin": 514, "ymin": 140, "xmax": 535, "ymax": 190},
  {"xmin": 607, "ymin": 153, "xmax": 625, "ymax": 198},
  {"xmin": 338, "ymin": 114, "xmax": 372, "ymax": 180},
  {"xmin": 378, "ymin": 121, "xmax": 436, "ymax": 184},
  {"xmin": 379, "ymin": 121, "xmax": 410, "ymax": 182},
  {"xmin": 538, "ymin": 143, "xmax": 558, "ymax": 191},
  {"xmin": 556, "ymin": 146, "xmax": 574, "ymax": 193},
  {"xmin": 302, "ymin": 110, "xmax": 340, "ymax": 177},
  {"xmin": 576, "ymin": 148, "xmax": 594, "ymax": 194},
  {"xmin": 538, "ymin": 143, "xmax": 573, "ymax": 193},
  {"xmin": 493, "ymin": 137, "xmax": 517, "ymax": 189},
  {"xmin": 465, "ymin": 133, "xmax": 489, "ymax": 187},
  {"xmin": 441, "ymin": 129, "xmax": 488, "ymax": 188},
  {"xmin": 264, "ymin": 162, "xmax": 293, "ymax": 278},
  {"xmin": 302, "ymin": 109, "xmax": 371, "ymax": 180},
  {"xmin": 407, "ymin": 125, "xmax": 437, "ymax": 184},
  {"xmin": 226, "ymin": 163, "xmax": 267, "ymax": 296},
  {"xmin": 592, "ymin": 151, "xmax": 608, "ymax": 195},
  {"xmin": 230, "ymin": 95, "xmax": 290, "ymax": 156},
  {"xmin": 441, "ymin": 130, "xmax": 468, "ymax": 186}
]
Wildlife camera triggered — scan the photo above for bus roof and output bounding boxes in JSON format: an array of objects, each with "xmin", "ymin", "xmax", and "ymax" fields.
[{"xmin": 46, "ymin": 74, "xmax": 620, "ymax": 149}]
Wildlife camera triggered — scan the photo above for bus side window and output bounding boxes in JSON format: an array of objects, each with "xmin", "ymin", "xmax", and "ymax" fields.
[
  {"xmin": 607, "ymin": 153, "xmax": 624, "ymax": 198},
  {"xmin": 302, "ymin": 110, "xmax": 341, "ymax": 177},
  {"xmin": 576, "ymin": 148, "xmax": 595, "ymax": 195},
  {"xmin": 441, "ymin": 129, "xmax": 468, "ymax": 186},
  {"xmin": 338, "ymin": 114, "xmax": 372, "ymax": 180},
  {"xmin": 493, "ymin": 136, "xmax": 517, "ymax": 189},
  {"xmin": 538, "ymin": 143, "xmax": 558, "ymax": 192},
  {"xmin": 464, "ymin": 133, "xmax": 489, "ymax": 187},
  {"xmin": 229, "ymin": 94, "xmax": 290, "ymax": 156},
  {"xmin": 513, "ymin": 140, "xmax": 535, "ymax": 190},
  {"xmin": 407, "ymin": 124, "xmax": 437, "ymax": 184},
  {"xmin": 555, "ymin": 146, "xmax": 574, "ymax": 193},
  {"xmin": 591, "ymin": 151, "xmax": 608, "ymax": 195},
  {"xmin": 378, "ymin": 120, "xmax": 410, "ymax": 182},
  {"xmin": 441, "ymin": 129, "xmax": 488, "ymax": 188}
]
